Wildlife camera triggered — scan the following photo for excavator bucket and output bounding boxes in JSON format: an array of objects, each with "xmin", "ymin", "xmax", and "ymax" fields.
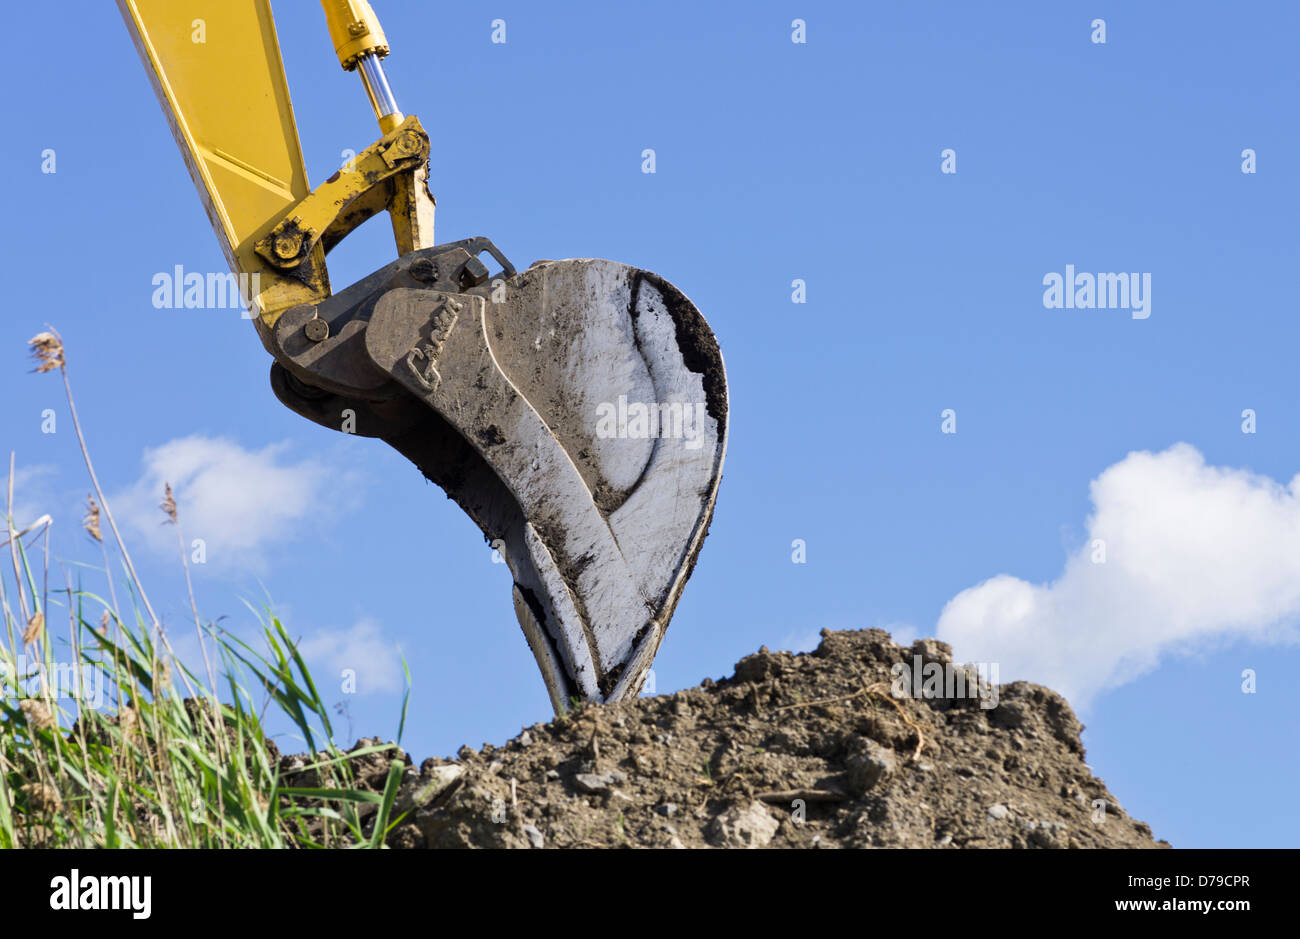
[
  {"xmin": 269, "ymin": 247, "xmax": 728, "ymax": 710},
  {"xmin": 119, "ymin": 0, "xmax": 728, "ymax": 711}
]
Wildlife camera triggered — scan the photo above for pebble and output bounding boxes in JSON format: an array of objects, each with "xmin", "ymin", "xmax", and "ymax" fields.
[
  {"xmin": 910, "ymin": 638, "xmax": 953, "ymax": 666},
  {"xmin": 1028, "ymin": 820, "xmax": 1068, "ymax": 848},
  {"xmin": 573, "ymin": 773, "xmax": 610, "ymax": 794},
  {"xmin": 395, "ymin": 764, "xmax": 464, "ymax": 814},
  {"xmin": 846, "ymin": 741, "xmax": 895, "ymax": 794},
  {"xmin": 522, "ymin": 825, "xmax": 544, "ymax": 849},
  {"xmin": 707, "ymin": 801, "xmax": 779, "ymax": 848},
  {"xmin": 987, "ymin": 803, "xmax": 1010, "ymax": 821}
]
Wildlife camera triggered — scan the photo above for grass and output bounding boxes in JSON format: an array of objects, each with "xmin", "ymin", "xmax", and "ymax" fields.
[{"xmin": 0, "ymin": 329, "xmax": 410, "ymax": 848}]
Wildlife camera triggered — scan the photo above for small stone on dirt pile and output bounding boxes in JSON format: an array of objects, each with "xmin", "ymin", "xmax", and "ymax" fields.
[
  {"xmin": 573, "ymin": 773, "xmax": 610, "ymax": 794},
  {"xmin": 846, "ymin": 740, "xmax": 895, "ymax": 794},
  {"xmin": 708, "ymin": 801, "xmax": 779, "ymax": 848}
]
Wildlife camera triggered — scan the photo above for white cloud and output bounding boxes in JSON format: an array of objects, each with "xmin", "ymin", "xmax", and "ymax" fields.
[
  {"xmin": 4, "ymin": 463, "xmax": 58, "ymax": 531},
  {"xmin": 879, "ymin": 622, "xmax": 919, "ymax": 648},
  {"xmin": 936, "ymin": 443, "xmax": 1300, "ymax": 706},
  {"xmin": 297, "ymin": 618, "xmax": 403, "ymax": 696},
  {"xmin": 112, "ymin": 435, "xmax": 345, "ymax": 571}
]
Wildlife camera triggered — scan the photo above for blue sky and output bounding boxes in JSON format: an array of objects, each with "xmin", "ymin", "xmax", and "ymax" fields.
[{"xmin": 2, "ymin": 1, "xmax": 1298, "ymax": 848}]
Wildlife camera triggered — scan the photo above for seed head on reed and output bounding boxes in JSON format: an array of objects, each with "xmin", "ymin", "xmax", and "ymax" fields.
[
  {"xmin": 161, "ymin": 483, "xmax": 178, "ymax": 525},
  {"xmin": 83, "ymin": 494, "xmax": 103, "ymax": 542},
  {"xmin": 27, "ymin": 331, "xmax": 64, "ymax": 373},
  {"xmin": 19, "ymin": 782, "xmax": 62, "ymax": 813},
  {"xmin": 19, "ymin": 699, "xmax": 55, "ymax": 732},
  {"xmin": 22, "ymin": 611, "xmax": 44, "ymax": 646}
]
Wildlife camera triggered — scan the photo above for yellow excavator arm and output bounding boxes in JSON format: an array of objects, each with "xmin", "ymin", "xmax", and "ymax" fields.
[
  {"xmin": 118, "ymin": 0, "xmax": 433, "ymax": 331},
  {"xmin": 117, "ymin": 0, "xmax": 319, "ymax": 321}
]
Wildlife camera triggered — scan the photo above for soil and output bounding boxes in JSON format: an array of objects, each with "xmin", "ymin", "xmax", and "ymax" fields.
[{"xmin": 300, "ymin": 628, "xmax": 1169, "ymax": 849}]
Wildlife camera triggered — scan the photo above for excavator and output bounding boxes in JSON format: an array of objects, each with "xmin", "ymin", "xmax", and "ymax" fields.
[{"xmin": 116, "ymin": 2, "xmax": 728, "ymax": 714}]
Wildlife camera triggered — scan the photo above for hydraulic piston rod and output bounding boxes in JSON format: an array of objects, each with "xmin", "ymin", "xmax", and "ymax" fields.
[{"xmin": 320, "ymin": 0, "xmax": 404, "ymax": 131}]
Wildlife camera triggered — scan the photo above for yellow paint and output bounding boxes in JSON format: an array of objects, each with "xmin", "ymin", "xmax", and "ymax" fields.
[
  {"xmin": 118, "ymin": 0, "xmax": 324, "ymax": 324},
  {"xmin": 119, "ymin": 0, "xmax": 437, "ymax": 328},
  {"xmin": 319, "ymin": 0, "xmax": 390, "ymax": 71}
]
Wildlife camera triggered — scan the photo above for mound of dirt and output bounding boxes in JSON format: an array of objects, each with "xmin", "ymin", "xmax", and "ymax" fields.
[{"xmin": 304, "ymin": 628, "xmax": 1167, "ymax": 849}]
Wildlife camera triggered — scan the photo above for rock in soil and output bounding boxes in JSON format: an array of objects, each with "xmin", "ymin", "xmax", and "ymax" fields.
[{"xmin": 302, "ymin": 628, "xmax": 1169, "ymax": 849}]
